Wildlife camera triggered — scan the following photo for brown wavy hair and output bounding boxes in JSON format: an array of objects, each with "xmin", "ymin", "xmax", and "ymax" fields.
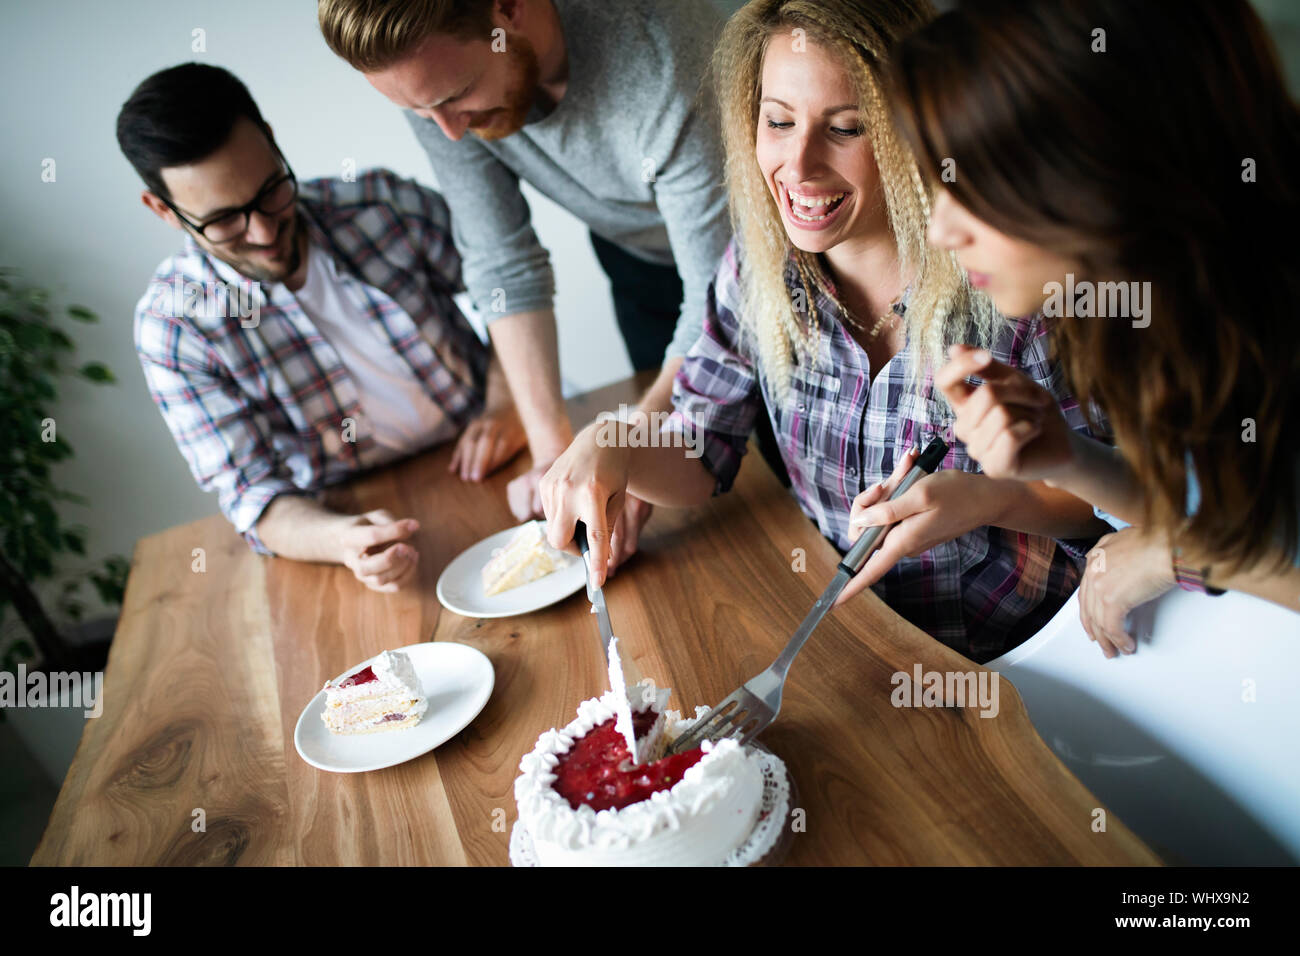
[{"xmin": 889, "ymin": 0, "xmax": 1300, "ymax": 572}]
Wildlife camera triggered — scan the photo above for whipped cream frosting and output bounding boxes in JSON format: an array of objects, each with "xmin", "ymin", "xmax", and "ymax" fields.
[
  {"xmin": 514, "ymin": 682, "xmax": 764, "ymax": 866},
  {"xmin": 322, "ymin": 649, "xmax": 428, "ymax": 731}
]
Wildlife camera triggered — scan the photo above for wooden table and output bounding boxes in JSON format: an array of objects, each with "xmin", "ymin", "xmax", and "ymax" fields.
[{"xmin": 32, "ymin": 374, "xmax": 1160, "ymax": 866}]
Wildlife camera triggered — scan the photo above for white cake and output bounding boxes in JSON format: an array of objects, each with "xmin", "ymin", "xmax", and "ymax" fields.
[
  {"xmin": 321, "ymin": 649, "xmax": 428, "ymax": 735},
  {"xmin": 482, "ymin": 520, "xmax": 573, "ymax": 596},
  {"xmin": 513, "ymin": 681, "xmax": 767, "ymax": 866}
]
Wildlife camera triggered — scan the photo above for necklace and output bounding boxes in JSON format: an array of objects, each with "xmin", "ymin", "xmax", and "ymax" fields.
[{"xmin": 837, "ymin": 292, "xmax": 903, "ymax": 340}]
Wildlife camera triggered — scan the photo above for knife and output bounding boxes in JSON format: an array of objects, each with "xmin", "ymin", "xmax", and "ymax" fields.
[{"xmin": 574, "ymin": 520, "xmax": 644, "ymax": 691}]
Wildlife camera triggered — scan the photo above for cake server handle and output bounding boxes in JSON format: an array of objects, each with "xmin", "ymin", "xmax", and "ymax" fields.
[{"xmin": 574, "ymin": 519, "xmax": 598, "ymax": 605}]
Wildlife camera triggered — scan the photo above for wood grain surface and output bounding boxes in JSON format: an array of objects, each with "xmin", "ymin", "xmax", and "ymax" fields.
[{"xmin": 31, "ymin": 374, "xmax": 1160, "ymax": 866}]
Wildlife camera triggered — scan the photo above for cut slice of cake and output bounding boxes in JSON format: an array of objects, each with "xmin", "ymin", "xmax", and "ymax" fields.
[
  {"xmin": 481, "ymin": 520, "xmax": 573, "ymax": 596},
  {"xmin": 321, "ymin": 649, "xmax": 428, "ymax": 735}
]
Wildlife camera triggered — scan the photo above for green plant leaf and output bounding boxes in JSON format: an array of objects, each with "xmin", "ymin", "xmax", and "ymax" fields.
[
  {"xmin": 13, "ymin": 323, "xmax": 47, "ymax": 351},
  {"xmin": 91, "ymin": 554, "xmax": 130, "ymax": 606},
  {"xmin": 0, "ymin": 269, "xmax": 120, "ymax": 637},
  {"xmin": 78, "ymin": 362, "xmax": 116, "ymax": 384}
]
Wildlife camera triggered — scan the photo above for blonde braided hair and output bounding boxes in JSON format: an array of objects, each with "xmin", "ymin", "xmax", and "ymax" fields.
[{"xmin": 713, "ymin": 0, "xmax": 995, "ymax": 408}]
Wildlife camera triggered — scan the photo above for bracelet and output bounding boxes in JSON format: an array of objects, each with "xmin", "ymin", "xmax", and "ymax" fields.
[{"xmin": 1171, "ymin": 549, "xmax": 1225, "ymax": 595}]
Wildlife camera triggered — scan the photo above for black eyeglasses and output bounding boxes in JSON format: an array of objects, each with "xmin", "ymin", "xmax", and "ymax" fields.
[{"xmin": 160, "ymin": 145, "xmax": 298, "ymax": 244}]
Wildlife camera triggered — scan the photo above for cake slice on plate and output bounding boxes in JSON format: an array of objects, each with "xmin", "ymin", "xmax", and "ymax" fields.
[
  {"xmin": 321, "ymin": 649, "xmax": 428, "ymax": 735},
  {"xmin": 481, "ymin": 519, "xmax": 573, "ymax": 596}
]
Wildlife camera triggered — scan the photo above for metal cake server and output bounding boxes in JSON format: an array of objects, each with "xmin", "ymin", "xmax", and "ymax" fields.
[{"xmin": 664, "ymin": 438, "xmax": 950, "ymax": 755}]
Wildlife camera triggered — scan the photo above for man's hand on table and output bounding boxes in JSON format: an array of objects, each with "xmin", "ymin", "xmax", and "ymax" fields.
[
  {"xmin": 449, "ymin": 403, "xmax": 527, "ymax": 482},
  {"xmin": 507, "ymin": 461, "xmax": 551, "ymax": 521},
  {"xmin": 505, "ymin": 405, "xmax": 576, "ymax": 520},
  {"xmin": 337, "ymin": 509, "xmax": 422, "ymax": 593},
  {"xmin": 256, "ymin": 497, "xmax": 422, "ymax": 593},
  {"xmin": 451, "ymin": 351, "xmax": 529, "ymax": 482}
]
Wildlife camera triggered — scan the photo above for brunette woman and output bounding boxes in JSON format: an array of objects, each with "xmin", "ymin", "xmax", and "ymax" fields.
[{"xmin": 889, "ymin": 0, "xmax": 1300, "ymax": 656}]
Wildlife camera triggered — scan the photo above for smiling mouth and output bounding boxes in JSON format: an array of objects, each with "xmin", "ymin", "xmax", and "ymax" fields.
[{"xmin": 780, "ymin": 183, "xmax": 849, "ymax": 225}]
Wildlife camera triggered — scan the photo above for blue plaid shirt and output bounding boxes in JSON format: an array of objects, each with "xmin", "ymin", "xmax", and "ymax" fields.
[
  {"xmin": 134, "ymin": 169, "xmax": 489, "ymax": 555},
  {"xmin": 667, "ymin": 238, "xmax": 1101, "ymax": 662}
]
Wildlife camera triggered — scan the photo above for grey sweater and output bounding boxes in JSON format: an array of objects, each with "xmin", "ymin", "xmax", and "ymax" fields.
[{"xmin": 406, "ymin": 0, "xmax": 731, "ymax": 361}]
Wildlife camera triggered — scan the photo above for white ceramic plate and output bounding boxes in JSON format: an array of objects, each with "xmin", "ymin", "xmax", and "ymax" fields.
[
  {"xmin": 436, "ymin": 521, "xmax": 585, "ymax": 619},
  {"xmin": 295, "ymin": 642, "xmax": 494, "ymax": 773}
]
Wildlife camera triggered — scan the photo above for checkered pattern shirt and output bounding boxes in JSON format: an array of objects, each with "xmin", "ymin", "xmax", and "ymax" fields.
[
  {"xmin": 134, "ymin": 169, "xmax": 489, "ymax": 556},
  {"xmin": 667, "ymin": 238, "xmax": 1100, "ymax": 662}
]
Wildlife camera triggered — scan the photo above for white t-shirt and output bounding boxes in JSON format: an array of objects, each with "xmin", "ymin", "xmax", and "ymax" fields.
[{"xmin": 292, "ymin": 242, "xmax": 459, "ymax": 462}]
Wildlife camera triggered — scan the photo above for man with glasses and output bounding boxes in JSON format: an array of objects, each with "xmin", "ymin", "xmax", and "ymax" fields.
[{"xmin": 119, "ymin": 62, "xmax": 523, "ymax": 592}]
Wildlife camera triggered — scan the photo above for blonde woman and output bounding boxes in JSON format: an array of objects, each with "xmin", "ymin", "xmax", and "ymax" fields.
[{"xmin": 541, "ymin": 0, "xmax": 1106, "ymax": 662}]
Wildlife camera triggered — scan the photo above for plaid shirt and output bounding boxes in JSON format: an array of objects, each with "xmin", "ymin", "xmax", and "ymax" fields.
[
  {"xmin": 134, "ymin": 169, "xmax": 489, "ymax": 556},
  {"xmin": 668, "ymin": 239, "xmax": 1099, "ymax": 662}
]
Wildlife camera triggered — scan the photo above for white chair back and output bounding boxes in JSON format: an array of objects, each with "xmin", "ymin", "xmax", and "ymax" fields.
[{"xmin": 987, "ymin": 587, "xmax": 1300, "ymax": 864}]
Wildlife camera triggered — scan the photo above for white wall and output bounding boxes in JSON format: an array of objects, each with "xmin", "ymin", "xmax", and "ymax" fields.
[{"xmin": 0, "ymin": 0, "xmax": 658, "ymax": 594}]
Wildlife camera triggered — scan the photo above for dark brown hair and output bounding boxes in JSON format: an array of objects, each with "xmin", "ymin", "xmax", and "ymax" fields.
[
  {"xmin": 117, "ymin": 63, "xmax": 268, "ymax": 201},
  {"xmin": 890, "ymin": 0, "xmax": 1300, "ymax": 572}
]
